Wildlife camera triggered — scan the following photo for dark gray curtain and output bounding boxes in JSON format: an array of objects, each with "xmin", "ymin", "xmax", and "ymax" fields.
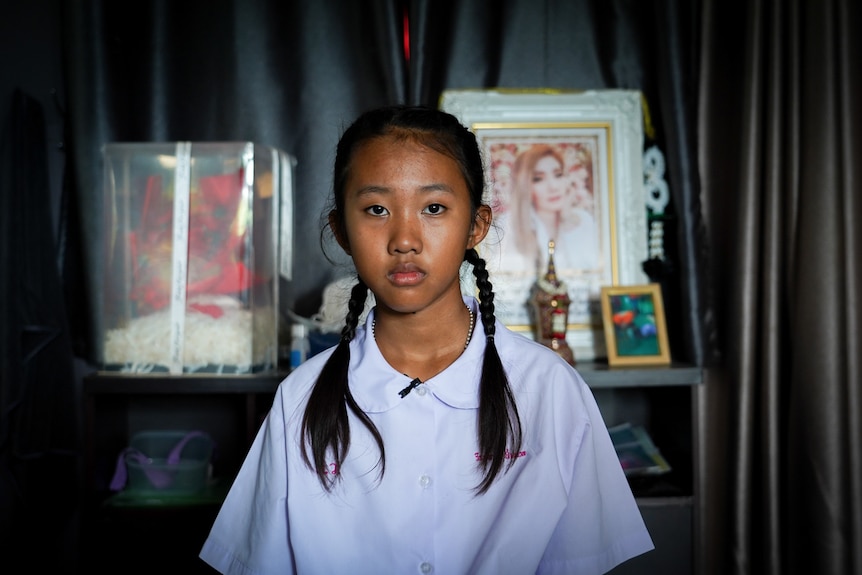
[
  {"xmin": 698, "ymin": 0, "xmax": 862, "ymax": 574},
  {"xmin": 62, "ymin": 0, "xmax": 710, "ymax": 369},
  {"xmin": 0, "ymin": 90, "xmax": 80, "ymax": 572}
]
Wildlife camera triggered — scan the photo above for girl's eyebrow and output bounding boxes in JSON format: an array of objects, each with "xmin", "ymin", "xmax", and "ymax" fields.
[
  {"xmin": 354, "ymin": 183, "xmax": 456, "ymax": 196},
  {"xmin": 354, "ymin": 185, "xmax": 389, "ymax": 197},
  {"xmin": 418, "ymin": 183, "xmax": 456, "ymax": 194}
]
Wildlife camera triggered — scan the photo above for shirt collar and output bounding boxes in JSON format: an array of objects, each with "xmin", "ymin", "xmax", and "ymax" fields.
[{"xmin": 349, "ymin": 296, "xmax": 484, "ymax": 413}]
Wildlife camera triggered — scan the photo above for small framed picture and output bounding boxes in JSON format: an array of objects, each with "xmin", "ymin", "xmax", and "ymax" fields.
[{"xmin": 600, "ymin": 283, "xmax": 671, "ymax": 366}]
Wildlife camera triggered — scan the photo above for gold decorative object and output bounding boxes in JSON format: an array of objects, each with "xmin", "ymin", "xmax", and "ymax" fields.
[{"xmin": 529, "ymin": 240, "xmax": 575, "ymax": 366}]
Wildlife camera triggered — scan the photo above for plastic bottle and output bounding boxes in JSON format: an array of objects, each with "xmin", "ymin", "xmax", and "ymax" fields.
[{"xmin": 290, "ymin": 323, "xmax": 310, "ymax": 369}]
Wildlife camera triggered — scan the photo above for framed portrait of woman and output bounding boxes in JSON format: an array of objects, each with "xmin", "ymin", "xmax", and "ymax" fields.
[{"xmin": 440, "ymin": 89, "xmax": 649, "ymax": 360}]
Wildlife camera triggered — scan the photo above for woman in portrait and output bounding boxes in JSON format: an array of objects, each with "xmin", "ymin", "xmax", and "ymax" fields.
[{"xmin": 501, "ymin": 143, "xmax": 599, "ymax": 275}]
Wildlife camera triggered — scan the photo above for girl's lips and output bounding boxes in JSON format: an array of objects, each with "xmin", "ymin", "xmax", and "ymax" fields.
[{"xmin": 388, "ymin": 264, "xmax": 426, "ymax": 286}]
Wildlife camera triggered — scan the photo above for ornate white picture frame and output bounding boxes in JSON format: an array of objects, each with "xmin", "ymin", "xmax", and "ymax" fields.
[{"xmin": 440, "ymin": 89, "xmax": 648, "ymax": 360}]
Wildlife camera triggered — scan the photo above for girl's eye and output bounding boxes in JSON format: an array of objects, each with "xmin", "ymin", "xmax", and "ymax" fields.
[
  {"xmin": 366, "ymin": 205, "xmax": 388, "ymax": 216},
  {"xmin": 424, "ymin": 203, "xmax": 446, "ymax": 215}
]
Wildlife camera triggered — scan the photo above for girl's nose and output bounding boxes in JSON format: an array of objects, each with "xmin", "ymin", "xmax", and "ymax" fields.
[{"xmin": 388, "ymin": 214, "xmax": 421, "ymax": 254}]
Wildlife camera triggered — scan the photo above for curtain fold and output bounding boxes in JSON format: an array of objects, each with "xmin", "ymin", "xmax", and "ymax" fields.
[
  {"xmin": 698, "ymin": 0, "xmax": 862, "ymax": 573},
  {"xmin": 0, "ymin": 89, "xmax": 80, "ymax": 572},
  {"xmin": 652, "ymin": 0, "xmax": 713, "ymax": 367}
]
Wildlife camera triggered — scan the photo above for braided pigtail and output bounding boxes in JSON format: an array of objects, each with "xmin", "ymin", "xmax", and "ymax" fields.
[
  {"xmin": 300, "ymin": 279, "xmax": 385, "ymax": 490},
  {"xmin": 466, "ymin": 248, "xmax": 523, "ymax": 494}
]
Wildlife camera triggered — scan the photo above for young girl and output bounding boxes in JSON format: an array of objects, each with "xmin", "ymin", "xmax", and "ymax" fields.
[{"xmin": 199, "ymin": 106, "xmax": 653, "ymax": 575}]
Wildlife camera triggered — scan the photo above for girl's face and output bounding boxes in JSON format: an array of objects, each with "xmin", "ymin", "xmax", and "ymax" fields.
[
  {"xmin": 334, "ymin": 136, "xmax": 490, "ymax": 314},
  {"xmin": 530, "ymin": 155, "xmax": 569, "ymax": 213}
]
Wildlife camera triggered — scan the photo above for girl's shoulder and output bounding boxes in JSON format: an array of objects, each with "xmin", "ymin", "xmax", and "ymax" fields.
[
  {"xmin": 493, "ymin": 324, "xmax": 584, "ymax": 382},
  {"xmin": 275, "ymin": 344, "xmax": 338, "ymax": 404},
  {"xmin": 494, "ymin": 323, "xmax": 561, "ymax": 355},
  {"xmin": 493, "ymin": 325, "xmax": 595, "ymax": 422}
]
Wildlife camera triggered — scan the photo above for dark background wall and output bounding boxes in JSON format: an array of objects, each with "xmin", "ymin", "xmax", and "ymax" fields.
[
  {"xmin": 2, "ymin": 0, "xmax": 66, "ymax": 226},
  {"xmin": 1, "ymin": 1, "xmax": 83, "ymax": 569}
]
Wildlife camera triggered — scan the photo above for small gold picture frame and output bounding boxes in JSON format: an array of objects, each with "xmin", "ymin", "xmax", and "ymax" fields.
[{"xmin": 600, "ymin": 283, "xmax": 671, "ymax": 366}]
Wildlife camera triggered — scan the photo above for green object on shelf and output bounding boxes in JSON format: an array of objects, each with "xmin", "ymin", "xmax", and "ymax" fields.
[
  {"xmin": 110, "ymin": 430, "xmax": 215, "ymax": 495},
  {"xmin": 104, "ymin": 479, "xmax": 229, "ymax": 508}
]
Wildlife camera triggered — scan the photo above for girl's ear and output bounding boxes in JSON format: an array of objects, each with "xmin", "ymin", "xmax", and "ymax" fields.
[
  {"xmin": 329, "ymin": 210, "xmax": 351, "ymax": 255},
  {"xmin": 467, "ymin": 205, "xmax": 492, "ymax": 249}
]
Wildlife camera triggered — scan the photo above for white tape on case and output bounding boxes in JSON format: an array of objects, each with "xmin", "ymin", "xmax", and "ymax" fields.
[{"xmin": 169, "ymin": 141, "xmax": 192, "ymax": 374}]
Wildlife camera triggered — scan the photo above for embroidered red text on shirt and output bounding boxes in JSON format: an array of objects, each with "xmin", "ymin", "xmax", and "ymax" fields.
[{"xmin": 474, "ymin": 449, "xmax": 527, "ymax": 462}]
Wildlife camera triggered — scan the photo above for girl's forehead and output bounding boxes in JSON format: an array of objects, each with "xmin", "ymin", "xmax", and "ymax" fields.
[
  {"xmin": 346, "ymin": 137, "xmax": 466, "ymax": 188},
  {"xmin": 356, "ymin": 133, "xmax": 431, "ymax": 155},
  {"xmin": 352, "ymin": 136, "xmax": 456, "ymax": 170}
]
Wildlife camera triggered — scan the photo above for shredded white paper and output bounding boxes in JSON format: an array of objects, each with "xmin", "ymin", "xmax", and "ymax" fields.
[{"xmin": 104, "ymin": 296, "xmax": 275, "ymax": 372}]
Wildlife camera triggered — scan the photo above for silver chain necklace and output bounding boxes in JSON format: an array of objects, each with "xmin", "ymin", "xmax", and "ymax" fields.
[{"xmin": 372, "ymin": 305, "xmax": 475, "ymax": 350}]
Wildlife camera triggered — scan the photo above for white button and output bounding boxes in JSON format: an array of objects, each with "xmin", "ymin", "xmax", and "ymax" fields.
[
  {"xmin": 416, "ymin": 386, "xmax": 428, "ymax": 396},
  {"xmin": 418, "ymin": 474, "xmax": 431, "ymax": 489},
  {"xmin": 419, "ymin": 562, "xmax": 433, "ymax": 574}
]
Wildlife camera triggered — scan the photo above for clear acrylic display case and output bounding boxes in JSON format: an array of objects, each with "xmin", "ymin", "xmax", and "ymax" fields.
[{"xmin": 99, "ymin": 142, "xmax": 293, "ymax": 374}]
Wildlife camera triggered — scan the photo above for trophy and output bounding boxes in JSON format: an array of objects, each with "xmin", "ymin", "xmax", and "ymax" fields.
[{"xmin": 529, "ymin": 240, "xmax": 575, "ymax": 366}]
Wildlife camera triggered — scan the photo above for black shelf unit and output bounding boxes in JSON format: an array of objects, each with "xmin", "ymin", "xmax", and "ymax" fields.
[
  {"xmin": 579, "ymin": 361, "xmax": 701, "ymax": 498},
  {"xmin": 80, "ymin": 371, "xmax": 284, "ymax": 574},
  {"xmin": 80, "ymin": 364, "xmax": 702, "ymax": 574},
  {"xmin": 576, "ymin": 362, "xmax": 702, "ymax": 575},
  {"xmin": 576, "ymin": 361, "xmax": 703, "ymax": 388},
  {"xmin": 82, "ymin": 372, "xmax": 283, "ymax": 492}
]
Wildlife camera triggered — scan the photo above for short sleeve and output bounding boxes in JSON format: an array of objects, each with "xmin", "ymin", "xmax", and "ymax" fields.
[
  {"xmin": 537, "ymin": 380, "xmax": 655, "ymax": 575},
  {"xmin": 199, "ymin": 386, "xmax": 296, "ymax": 575}
]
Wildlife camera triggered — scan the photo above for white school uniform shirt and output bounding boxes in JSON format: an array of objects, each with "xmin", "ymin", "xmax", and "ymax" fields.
[{"xmin": 200, "ymin": 296, "xmax": 654, "ymax": 575}]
